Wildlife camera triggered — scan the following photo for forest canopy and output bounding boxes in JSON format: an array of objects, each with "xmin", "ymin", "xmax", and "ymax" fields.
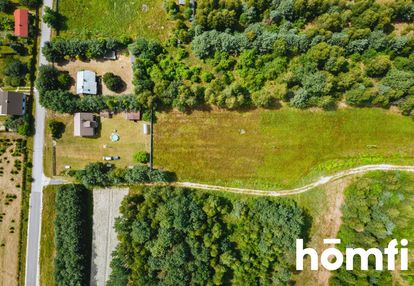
[{"xmin": 107, "ymin": 187, "xmax": 308, "ymax": 285}]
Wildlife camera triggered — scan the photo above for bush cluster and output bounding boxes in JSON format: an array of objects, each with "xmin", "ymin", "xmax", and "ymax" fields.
[
  {"xmin": 42, "ymin": 38, "xmax": 131, "ymax": 62},
  {"xmin": 54, "ymin": 184, "xmax": 89, "ymax": 286},
  {"xmin": 74, "ymin": 162, "xmax": 175, "ymax": 188}
]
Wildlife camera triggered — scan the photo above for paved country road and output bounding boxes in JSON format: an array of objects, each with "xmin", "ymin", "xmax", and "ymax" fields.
[
  {"xmin": 176, "ymin": 164, "xmax": 414, "ymax": 197},
  {"xmin": 25, "ymin": 1, "xmax": 52, "ymax": 285}
]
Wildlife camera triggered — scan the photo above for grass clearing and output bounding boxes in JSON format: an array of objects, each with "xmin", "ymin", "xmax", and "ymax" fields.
[
  {"xmin": 46, "ymin": 113, "xmax": 149, "ymax": 176},
  {"xmin": 39, "ymin": 185, "xmax": 57, "ymax": 286},
  {"xmin": 155, "ymin": 107, "xmax": 414, "ymax": 189},
  {"xmin": 58, "ymin": 0, "xmax": 173, "ymax": 40}
]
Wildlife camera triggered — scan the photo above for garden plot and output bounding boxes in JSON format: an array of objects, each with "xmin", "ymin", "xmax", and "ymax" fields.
[
  {"xmin": 90, "ymin": 188, "xmax": 129, "ymax": 286},
  {"xmin": 0, "ymin": 135, "xmax": 26, "ymax": 286}
]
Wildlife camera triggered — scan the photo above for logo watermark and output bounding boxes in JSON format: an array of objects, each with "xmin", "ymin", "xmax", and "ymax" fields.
[{"xmin": 296, "ymin": 239, "xmax": 408, "ymax": 271}]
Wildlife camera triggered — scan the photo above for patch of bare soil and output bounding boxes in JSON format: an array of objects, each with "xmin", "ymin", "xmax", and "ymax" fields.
[
  {"xmin": 0, "ymin": 135, "xmax": 24, "ymax": 286},
  {"xmin": 296, "ymin": 177, "xmax": 354, "ymax": 286},
  {"xmin": 57, "ymin": 55, "xmax": 134, "ymax": 96}
]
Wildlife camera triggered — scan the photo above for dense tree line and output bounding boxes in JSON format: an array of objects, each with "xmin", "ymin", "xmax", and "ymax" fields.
[
  {"xmin": 331, "ymin": 172, "xmax": 414, "ymax": 285},
  {"xmin": 54, "ymin": 184, "xmax": 89, "ymax": 286},
  {"xmin": 145, "ymin": 0, "xmax": 414, "ymax": 112},
  {"xmin": 73, "ymin": 162, "xmax": 175, "ymax": 188},
  {"xmin": 107, "ymin": 187, "xmax": 307, "ymax": 285},
  {"xmin": 42, "ymin": 38, "xmax": 131, "ymax": 62}
]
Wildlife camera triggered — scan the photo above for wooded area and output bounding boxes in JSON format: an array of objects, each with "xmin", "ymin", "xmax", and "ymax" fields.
[{"xmin": 108, "ymin": 187, "xmax": 308, "ymax": 285}]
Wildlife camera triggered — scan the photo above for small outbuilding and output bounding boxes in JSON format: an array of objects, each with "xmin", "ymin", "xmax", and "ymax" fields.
[
  {"xmin": 14, "ymin": 9, "xmax": 29, "ymax": 38},
  {"xmin": 74, "ymin": 113, "xmax": 98, "ymax": 137},
  {"xmin": 125, "ymin": 112, "xmax": 141, "ymax": 121},
  {"xmin": 0, "ymin": 91, "xmax": 26, "ymax": 116},
  {"xmin": 178, "ymin": 0, "xmax": 186, "ymax": 5},
  {"xmin": 103, "ymin": 50, "xmax": 117, "ymax": 60},
  {"xmin": 76, "ymin": 70, "xmax": 97, "ymax": 95}
]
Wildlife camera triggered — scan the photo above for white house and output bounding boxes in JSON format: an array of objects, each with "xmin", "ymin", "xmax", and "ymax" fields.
[{"xmin": 76, "ymin": 70, "xmax": 97, "ymax": 95}]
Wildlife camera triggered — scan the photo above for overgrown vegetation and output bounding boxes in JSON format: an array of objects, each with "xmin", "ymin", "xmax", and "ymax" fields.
[
  {"xmin": 54, "ymin": 184, "xmax": 89, "ymax": 286},
  {"xmin": 73, "ymin": 162, "xmax": 175, "ymax": 188},
  {"xmin": 128, "ymin": 0, "xmax": 414, "ymax": 113},
  {"xmin": 108, "ymin": 186, "xmax": 308, "ymax": 285},
  {"xmin": 331, "ymin": 171, "xmax": 414, "ymax": 285}
]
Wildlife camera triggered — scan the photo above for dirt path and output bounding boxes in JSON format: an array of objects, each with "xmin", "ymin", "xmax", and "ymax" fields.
[
  {"xmin": 175, "ymin": 164, "xmax": 414, "ymax": 196},
  {"xmin": 296, "ymin": 177, "xmax": 352, "ymax": 286}
]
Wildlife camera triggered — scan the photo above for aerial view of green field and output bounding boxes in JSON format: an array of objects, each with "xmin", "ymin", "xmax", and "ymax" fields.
[
  {"xmin": 57, "ymin": 0, "xmax": 173, "ymax": 40},
  {"xmin": 155, "ymin": 107, "xmax": 414, "ymax": 189}
]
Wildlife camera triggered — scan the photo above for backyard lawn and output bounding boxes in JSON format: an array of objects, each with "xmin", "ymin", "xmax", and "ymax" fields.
[
  {"xmin": 45, "ymin": 114, "xmax": 149, "ymax": 176},
  {"xmin": 155, "ymin": 107, "xmax": 414, "ymax": 189},
  {"xmin": 58, "ymin": 0, "xmax": 173, "ymax": 40}
]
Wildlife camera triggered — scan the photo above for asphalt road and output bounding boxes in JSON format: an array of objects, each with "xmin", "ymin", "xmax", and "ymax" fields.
[{"xmin": 25, "ymin": 1, "xmax": 52, "ymax": 285}]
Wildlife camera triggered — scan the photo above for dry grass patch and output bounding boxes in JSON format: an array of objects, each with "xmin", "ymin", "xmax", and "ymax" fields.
[
  {"xmin": 0, "ymin": 134, "xmax": 25, "ymax": 286},
  {"xmin": 155, "ymin": 107, "xmax": 414, "ymax": 189},
  {"xmin": 39, "ymin": 186, "xmax": 57, "ymax": 286}
]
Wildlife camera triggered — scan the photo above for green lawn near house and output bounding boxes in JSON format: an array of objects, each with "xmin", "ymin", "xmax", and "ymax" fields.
[
  {"xmin": 58, "ymin": 0, "xmax": 173, "ymax": 40},
  {"xmin": 46, "ymin": 114, "xmax": 149, "ymax": 176},
  {"xmin": 155, "ymin": 107, "xmax": 414, "ymax": 189}
]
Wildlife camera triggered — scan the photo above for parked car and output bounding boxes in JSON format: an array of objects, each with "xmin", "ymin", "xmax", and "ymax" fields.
[{"xmin": 103, "ymin": 156, "xmax": 120, "ymax": 161}]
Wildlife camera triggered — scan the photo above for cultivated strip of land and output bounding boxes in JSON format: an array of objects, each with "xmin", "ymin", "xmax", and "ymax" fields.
[{"xmin": 90, "ymin": 188, "xmax": 129, "ymax": 286}]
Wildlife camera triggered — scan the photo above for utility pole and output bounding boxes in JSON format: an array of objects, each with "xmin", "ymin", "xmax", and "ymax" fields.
[{"xmin": 149, "ymin": 107, "xmax": 154, "ymax": 171}]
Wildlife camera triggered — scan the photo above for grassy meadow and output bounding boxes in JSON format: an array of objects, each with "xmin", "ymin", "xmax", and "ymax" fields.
[
  {"xmin": 155, "ymin": 107, "xmax": 414, "ymax": 189},
  {"xmin": 58, "ymin": 0, "xmax": 173, "ymax": 40},
  {"xmin": 39, "ymin": 185, "xmax": 57, "ymax": 286}
]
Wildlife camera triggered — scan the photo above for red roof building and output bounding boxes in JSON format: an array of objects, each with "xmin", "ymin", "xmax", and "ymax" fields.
[{"xmin": 14, "ymin": 9, "xmax": 29, "ymax": 38}]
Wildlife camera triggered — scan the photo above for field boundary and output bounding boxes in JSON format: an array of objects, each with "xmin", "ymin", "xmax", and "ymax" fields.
[{"xmin": 174, "ymin": 164, "xmax": 414, "ymax": 197}]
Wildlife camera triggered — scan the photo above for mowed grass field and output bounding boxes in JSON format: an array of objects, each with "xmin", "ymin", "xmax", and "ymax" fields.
[
  {"xmin": 58, "ymin": 0, "xmax": 173, "ymax": 40},
  {"xmin": 45, "ymin": 114, "xmax": 149, "ymax": 176},
  {"xmin": 155, "ymin": 108, "xmax": 414, "ymax": 189}
]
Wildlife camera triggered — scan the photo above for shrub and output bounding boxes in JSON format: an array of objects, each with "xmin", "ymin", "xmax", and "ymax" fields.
[
  {"xmin": 4, "ymin": 60, "xmax": 28, "ymax": 87},
  {"xmin": 103, "ymin": 72, "xmax": 124, "ymax": 92},
  {"xmin": 133, "ymin": 151, "xmax": 149, "ymax": 164},
  {"xmin": 57, "ymin": 73, "xmax": 72, "ymax": 89},
  {"xmin": 0, "ymin": 0, "xmax": 10, "ymax": 12},
  {"xmin": 365, "ymin": 55, "xmax": 391, "ymax": 77},
  {"xmin": 48, "ymin": 120, "xmax": 65, "ymax": 140},
  {"xmin": 54, "ymin": 184, "xmax": 89, "ymax": 286}
]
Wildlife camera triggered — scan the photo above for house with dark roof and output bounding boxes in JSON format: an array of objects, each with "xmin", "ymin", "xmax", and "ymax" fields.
[
  {"xmin": 74, "ymin": 113, "xmax": 98, "ymax": 137},
  {"xmin": 0, "ymin": 91, "xmax": 26, "ymax": 116},
  {"xmin": 14, "ymin": 9, "xmax": 29, "ymax": 38}
]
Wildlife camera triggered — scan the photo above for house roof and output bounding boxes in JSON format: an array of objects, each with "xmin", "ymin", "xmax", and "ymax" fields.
[
  {"xmin": 0, "ymin": 91, "xmax": 26, "ymax": 116},
  {"xmin": 14, "ymin": 9, "xmax": 29, "ymax": 38},
  {"xmin": 76, "ymin": 70, "xmax": 97, "ymax": 95},
  {"xmin": 74, "ymin": 113, "xmax": 98, "ymax": 137}
]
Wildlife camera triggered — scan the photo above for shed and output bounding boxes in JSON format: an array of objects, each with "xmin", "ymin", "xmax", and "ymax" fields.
[
  {"xmin": 74, "ymin": 113, "xmax": 98, "ymax": 137},
  {"xmin": 76, "ymin": 70, "xmax": 97, "ymax": 95},
  {"xmin": 14, "ymin": 9, "xmax": 29, "ymax": 38},
  {"xmin": 104, "ymin": 50, "xmax": 117, "ymax": 60},
  {"xmin": 178, "ymin": 0, "xmax": 186, "ymax": 5},
  {"xmin": 143, "ymin": 123, "xmax": 150, "ymax": 135},
  {"xmin": 125, "ymin": 112, "xmax": 141, "ymax": 121}
]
